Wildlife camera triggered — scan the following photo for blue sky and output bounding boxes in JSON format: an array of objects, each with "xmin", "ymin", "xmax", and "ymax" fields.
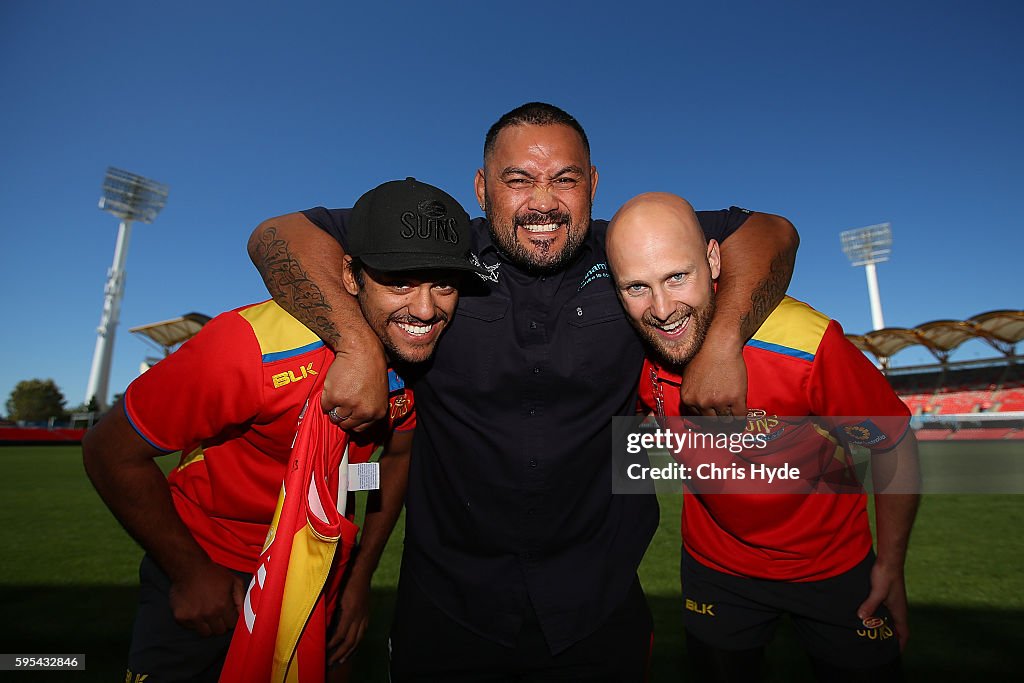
[{"xmin": 1, "ymin": 0, "xmax": 1021, "ymax": 411}]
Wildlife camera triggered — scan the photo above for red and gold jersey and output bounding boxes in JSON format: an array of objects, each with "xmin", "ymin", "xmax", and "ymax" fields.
[
  {"xmin": 124, "ymin": 300, "xmax": 414, "ymax": 572},
  {"xmin": 638, "ymin": 297, "xmax": 910, "ymax": 581}
]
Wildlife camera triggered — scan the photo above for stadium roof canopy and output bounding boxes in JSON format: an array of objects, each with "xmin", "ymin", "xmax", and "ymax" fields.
[
  {"xmin": 970, "ymin": 310, "xmax": 1024, "ymax": 345},
  {"xmin": 847, "ymin": 309, "xmax": 1024, "ymax": 367},
  {"xmin": 129, "ymin": 313, "xmax": 211, "ymax": 356}
]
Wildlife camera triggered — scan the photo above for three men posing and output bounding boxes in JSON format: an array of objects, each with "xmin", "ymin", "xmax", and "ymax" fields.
[
  {"xmin": 248, "ymin": 102, "xmax": 804, "ymax": 681},
  {"xmin": 88, "ymin": 101, "xmax": 915, "ymax": 682}
]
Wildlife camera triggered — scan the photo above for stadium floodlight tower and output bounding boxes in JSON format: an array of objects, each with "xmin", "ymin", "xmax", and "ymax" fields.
[
  {"xmin": 840, "ymin": 222, "xmax": 892, "ymax": 331},
  {"xmin": 85, "ymin": 167, "xmax": 169, "ymax": 410}
]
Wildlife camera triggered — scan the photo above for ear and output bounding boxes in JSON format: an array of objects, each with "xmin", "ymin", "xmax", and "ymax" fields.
[
  {"xmin": 589, "ymin": 165, "xmax": 599, "ymax": 202},
  {"xmin": 707, "ymin": 239, "xmax": 721, "ymax": 280},
  {"xmin": 474, "ymin": 168, "xmax": 486, "ymax": 212},
  {"xmin": 341, "ymin": 255, "xmax": 360, "ymax": 296}
]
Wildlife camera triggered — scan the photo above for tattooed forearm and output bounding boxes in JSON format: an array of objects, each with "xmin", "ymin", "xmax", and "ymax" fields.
[
  {"xmin": 252, "ymin": 226, "xmax": 343, "ymax": 348},
  {"xmin": 739, "ymin": 248, "xmax": 795, "ymax": 340}
]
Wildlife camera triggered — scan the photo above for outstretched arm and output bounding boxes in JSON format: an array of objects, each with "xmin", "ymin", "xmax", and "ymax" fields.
[
  {"xmin": 859, "ymin": 431, "xmax": 922, "ymax": 651},
  {"xmin": 248, "ymin": 214, "xmax": 388, "ymax": 431},
  {"xmin": 681, "ymin": 212, "xmax": 798, "ymax": 417},
  {"xmin": 82, "ymin": 402, "xmax": 244, "ymax": 636},
  {"xmin": 327, "ymin": 429, "xmax": 413, "ymax": 665}
]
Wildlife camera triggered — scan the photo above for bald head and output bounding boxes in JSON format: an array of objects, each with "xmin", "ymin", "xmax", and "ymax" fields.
[
  {"xmin": 607, "ymin": 193, "xmax": 706, "ymax": 273},
  {"xmin": 606, "ymin": 192, "xmax": 721, "ymax": 369}
]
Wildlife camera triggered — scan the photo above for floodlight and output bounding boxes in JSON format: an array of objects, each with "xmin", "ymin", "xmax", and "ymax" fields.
[
  {"xmin": 97, "ymin": 167, "xmax": 169, "ymax": 223},
  {"xmin": 841, "ymin": 223, "xmax": 892, "ymax": 267},
  {"xmin": 840, "ymin": 223, "xmax": 892, "ymax": 331},
  {"xmin": 85, "ymin": 167, "xmax": 169, "ymax": 410}
]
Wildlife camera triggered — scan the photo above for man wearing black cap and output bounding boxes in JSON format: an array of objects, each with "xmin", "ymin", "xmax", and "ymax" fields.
[
  {"xmin": 248, "ymin": 102, "xmax": 800, "ymax": 681},
  {"xmin": 83, "ymin": 178, "xmax": 482, "ymax": 683}
]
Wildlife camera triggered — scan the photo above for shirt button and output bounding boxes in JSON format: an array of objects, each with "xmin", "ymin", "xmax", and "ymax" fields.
[{"xmin": 528, "ymin": 458, "xmax": 538, "ymax": 468}]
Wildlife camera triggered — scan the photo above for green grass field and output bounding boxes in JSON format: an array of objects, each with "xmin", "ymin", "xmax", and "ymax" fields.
[{"xmin": 0, "ymin": 444, "xmax": 1021, "ymax": 681}]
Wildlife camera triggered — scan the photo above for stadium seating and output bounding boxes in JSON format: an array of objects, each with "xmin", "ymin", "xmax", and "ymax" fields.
[
  {"xmin": 892, "ymin": 363, "xmax": 1024, "ymax": 415},
  {"xmin": 855, "ymin": 310, "xmax": 1023, "ymax": 440},
  {"xmin": 998, "ymin": 388, "xmax": 1024, "ymax": 412},
  {"xmin": 901, "ymin": 394, "xmax": 933, "ymax": 415}
]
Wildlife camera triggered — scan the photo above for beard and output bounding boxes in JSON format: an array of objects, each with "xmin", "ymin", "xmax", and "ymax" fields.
[
  {"xmin": 357, "ymin": 297, "xmax": 448, "ymax": 366},
  {"xmin": 633, "ymin": 295, "xmax": 716, "ymax": 371},
  {"xmin": 484, "ymin": 194, "xmax": 590, "ymax": 275}
]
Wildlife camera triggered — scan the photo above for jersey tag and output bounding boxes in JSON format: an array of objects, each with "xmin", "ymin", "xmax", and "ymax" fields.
[{"xmin": 347, "ymin": 462, "xmax": 380, "ymax": 491}]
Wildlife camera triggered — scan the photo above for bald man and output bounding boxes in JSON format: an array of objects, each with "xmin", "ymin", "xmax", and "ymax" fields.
[{"xmin": 607, "ymin": 193, "xmax": 921, "ymax": 682}]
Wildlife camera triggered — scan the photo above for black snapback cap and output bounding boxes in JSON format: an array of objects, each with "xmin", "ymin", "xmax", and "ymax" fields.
[{"xmin": 348, "ymin": 178, "xmax": 486, "ymax": 276}]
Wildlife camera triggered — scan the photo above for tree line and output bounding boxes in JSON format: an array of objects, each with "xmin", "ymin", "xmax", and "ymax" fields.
[{"xmin": 4, "ymin": 379, "xmax": 104, "ymax": 423}]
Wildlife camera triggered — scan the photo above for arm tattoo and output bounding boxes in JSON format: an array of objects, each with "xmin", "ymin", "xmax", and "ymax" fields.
[
  {"xmin": 252, "ymin": 226, "xmax": 343, "ymax": 348},
  {"xmin": 739, "ymin": 249, "xmax": 794, "ymax": 340}
]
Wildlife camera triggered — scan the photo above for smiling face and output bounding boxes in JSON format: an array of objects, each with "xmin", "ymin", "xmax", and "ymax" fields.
[
  {"xmin": 606, "ymin": 193, "xmax": 721, "ymax": 369},
  {"xmin": 475, "ymin": 123, "xmax": 598, "ymax": 274},
  {"xmin": 343, "ymin": 259, "xmax": 461, "ymax": 365}
]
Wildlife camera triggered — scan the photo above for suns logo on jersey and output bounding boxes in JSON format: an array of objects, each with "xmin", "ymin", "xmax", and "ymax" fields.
[
  {"xmin": 745, "ymin": 408, "xmax": 786, "ymax": 441},
  {"xmin": 389, "ymin": 395, "xmax": 410, "ymax": 420}
]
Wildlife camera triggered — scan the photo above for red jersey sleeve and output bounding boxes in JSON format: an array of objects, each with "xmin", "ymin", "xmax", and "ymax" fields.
[
  {"xmin": 124, "ymin": 311, "xmax": 264, "ymax": 452},
  {"xmin": 807, "ymin": 319, "xmax": 910, "ymax": 450}
]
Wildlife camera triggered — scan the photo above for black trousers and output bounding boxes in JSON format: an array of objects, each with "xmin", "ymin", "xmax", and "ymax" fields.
[
  {"xmin": 388, "ymin": 574, "xmax": 653, "ymax": 682},
  {"xmin": 126, "ymin": 555, "xmax": 250, "ymax": 683}
]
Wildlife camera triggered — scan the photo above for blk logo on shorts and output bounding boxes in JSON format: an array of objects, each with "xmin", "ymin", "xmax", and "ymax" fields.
[{"xmin": 685, "ymin": 598, "xmax": 715, "ymax": 617}]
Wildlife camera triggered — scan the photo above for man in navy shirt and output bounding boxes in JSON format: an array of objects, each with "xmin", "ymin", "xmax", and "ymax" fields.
[{"xmin": 248, "ymin": 102, "xmax": 799, "ymax": 681}]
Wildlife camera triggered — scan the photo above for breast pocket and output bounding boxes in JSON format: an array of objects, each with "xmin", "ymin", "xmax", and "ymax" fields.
[
  {"xmin": 567, "ymin": 295, "xmax": 624, "ymax": 327},
  {"xmin": 565, "ymin": 293, "xmax": 642, "ymax": 386},
  {"xmin": 428, "ymin": 296, "xmax": 510, "ymax": 387}
]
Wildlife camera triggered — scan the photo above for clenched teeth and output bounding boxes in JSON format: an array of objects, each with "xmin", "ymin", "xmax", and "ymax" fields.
[
  {"xmin": 522, "ymin": 223, "xmax": 561, "ymax": 233},
  {"xmin": 657, "ymin": 315, "xmax": 690, "ymax": 332},
  {"xmin": 396, "ymin": 322, "xmax": 435, "ymax": 336}
]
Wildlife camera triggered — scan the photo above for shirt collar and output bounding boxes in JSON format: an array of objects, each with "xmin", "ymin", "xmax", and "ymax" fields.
[{"xmin": 649, "ymin": 358, "xmax": 684, "ymax": 387}]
